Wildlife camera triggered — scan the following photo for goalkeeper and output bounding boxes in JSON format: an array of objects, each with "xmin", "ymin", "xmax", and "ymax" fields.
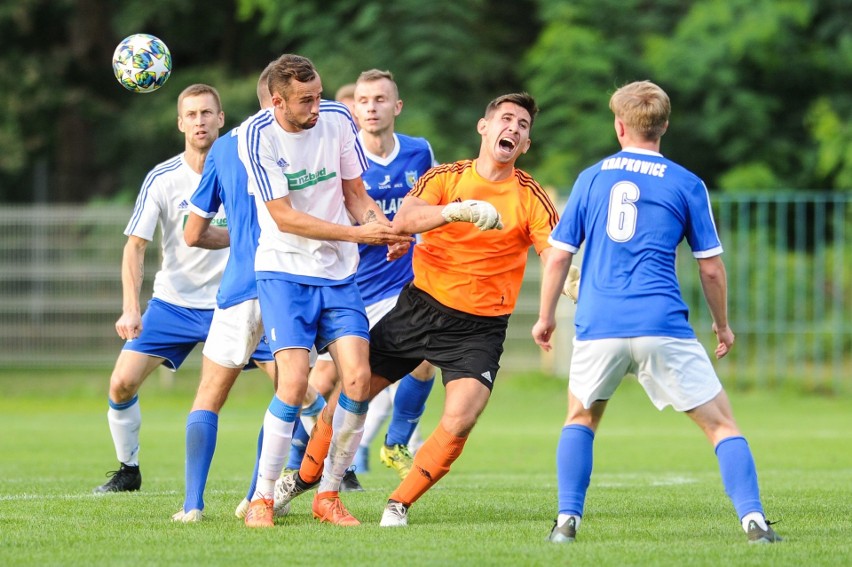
[{"xmin": 275, "ymin": 92, "xmax": 561, "ymax": 527}]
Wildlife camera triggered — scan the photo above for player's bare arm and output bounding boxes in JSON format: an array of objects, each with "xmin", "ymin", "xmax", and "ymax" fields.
[
  {"xmin": 184, "ymin": 212, "xmax": 230, "ymax": 250},
  {"xmin": 265, "ymin": 191, "xmax": 411, "ymax": 247},
  {"xmin": 115, "ymin": 235, "xmax": 148, "ymax": 340},
  {"xmin": 342, "ymin": 177, "xmax": 414, "ymax": 248},
  {"xmin": 532, "ymin": 247, "xmax": 573, "ymax": 351},
  {"xmin": 697, "ymin": 255, "xmax": 734, "ymax": 358}
]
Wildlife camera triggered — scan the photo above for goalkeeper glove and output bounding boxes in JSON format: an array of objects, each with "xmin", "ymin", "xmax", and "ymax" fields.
[
  {"xmin": 441, "ymin": 200, "xmax": 503, "ymax": 231},
  {"xmin": 562, "ymin": 265, "xmax": 580, "ymax": 303}
]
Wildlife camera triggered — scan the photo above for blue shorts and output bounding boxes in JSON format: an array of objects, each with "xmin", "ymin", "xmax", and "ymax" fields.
[
  {"xmin": 257, "ymin": 277, "xmax": 369, "ymax": 355},
  {"xmin": 122, "ymin": 298, "xmax": 214, "ymax": 370}
]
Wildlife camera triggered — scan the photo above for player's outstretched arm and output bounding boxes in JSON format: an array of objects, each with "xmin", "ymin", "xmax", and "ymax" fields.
[
  {"xmin": 698, "ymin": 255, "xmax": 734, "ymax": 358},
  {"xmin": 393, "ymin": 196, "xmax": 502, "ymax": 234},
  {"xmin": 264, "ymin": 190, "xmax": 411, "ymax": 247},
  {"xmin": 441, "ymin": 200, "xmax": 503, "ymax": 230},
  {"xmin": 532, "ymin": 247, "xmax": 573, "ymax": 351}
]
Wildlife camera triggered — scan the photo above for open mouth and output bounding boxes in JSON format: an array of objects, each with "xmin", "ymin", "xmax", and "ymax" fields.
[{"xmin": 499, "ymin": 137, "xmax": 516, "ymax": 151}]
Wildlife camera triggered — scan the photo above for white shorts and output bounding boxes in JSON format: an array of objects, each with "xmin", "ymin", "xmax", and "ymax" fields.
[
  {"xmin": 202, "ymin": 299, "xmax": 269, "ymax": 368},
  {"xmin": 316, "ymin": 294, "xmax": 399, "ymax": 362},
  {"xmin": 568, "ymin": 336, "xmax": 722, "ymax": 412}
]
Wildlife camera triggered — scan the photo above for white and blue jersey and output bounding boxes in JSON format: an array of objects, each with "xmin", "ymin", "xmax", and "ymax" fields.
[
  {"xmin": 238, "ymin": 101, "xmax": 368, "ymax": 283},
  {"xmin": 124, "ymin": 153, "xmax": 227, "ymax": 309},
  {"xmin": 357, "ymin": 132, "xmax": 437, "ymax": 305},
  {"xmin": 550, "ymin": 147, "xmax": 722, "ymax": 340},
  {"xmin": 189, "ymin": 128, "xmax": 260, "ymax": 309}
]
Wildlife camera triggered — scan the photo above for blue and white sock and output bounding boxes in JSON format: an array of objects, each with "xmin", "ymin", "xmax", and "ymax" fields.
[
  {"xmin": 386, "ymin": 373, "xmax": 435, "ymax": 446},
  {"xmin": 285, "ymin": 419, "xmax": 310, "ymax": 470},
  {"xmin": 253, "ymin": 396, "xmax": 299, "ymax": 500},
  {"xmin": 107, "ymin": 395, "xmax": 141, "ymax": 466},
  {"xmin": 183, "ymin": 409, "xmax": 218, "ymax": 512},
  {"xmin": 318, "ymin": 393, "xmax": 368, "ymax": 493}
]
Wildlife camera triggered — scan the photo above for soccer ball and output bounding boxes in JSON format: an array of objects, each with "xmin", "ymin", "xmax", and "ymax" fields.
[{"xmin": 112, "ymin": 34, "xmax": 172, "ymax": 93}]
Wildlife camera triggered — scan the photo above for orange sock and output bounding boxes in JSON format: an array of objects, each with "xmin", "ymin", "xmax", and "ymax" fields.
[
  {"xmin": 300, "ymin": 412, "xmax": 333, "ymax": 484},
  {"xmin": 389, "ymin": 423, "xmax": 468, "ymax": 507}
]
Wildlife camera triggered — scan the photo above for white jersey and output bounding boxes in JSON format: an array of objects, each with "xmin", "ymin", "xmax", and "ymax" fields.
[
  {"xmin": 238, "ymin": 101, "xmax": 369, "ymax": 281},
  {"xmin": 124, "ymin": 153, "xmax": 228, "ymax": 309}
]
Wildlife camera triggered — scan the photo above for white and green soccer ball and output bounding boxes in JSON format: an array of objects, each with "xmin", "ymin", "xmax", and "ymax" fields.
[{"xmin": 112, "ymin": 34, "xmax": 172, "ymax": 93}]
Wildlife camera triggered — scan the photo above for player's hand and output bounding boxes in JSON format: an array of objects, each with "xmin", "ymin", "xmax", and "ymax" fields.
[
  {"xmin": 386, "ymin": 240, "xmax": 411, "ymax": 261},
  {"xmin": 712, "ymin": 322, "xmax": 735, "ymax": 359},
  {"xmin": 354, "ymin": 223, "xmax": 414, "ymax": 246},
  {"xmin": 561, "ymin": 265, "xmax": 581, "ymax": 303},
  {"xmin": 441, "ymin": 200, "xmax": 503, "ymax": 231},
  {"xmin": 115, "ymin": 312, "xmax": 142, "ymax": 340},
  {"xmin": 531, "ymin": 317, "xmax": 556, "ymax": 351}
]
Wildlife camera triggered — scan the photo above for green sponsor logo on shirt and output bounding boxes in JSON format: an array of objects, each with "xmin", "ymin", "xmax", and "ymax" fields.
[{"xmin": 285, "ymin": 167, "xmax": 337, "ymax": 190}]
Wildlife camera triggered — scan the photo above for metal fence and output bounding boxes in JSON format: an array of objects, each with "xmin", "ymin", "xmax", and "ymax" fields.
[{"xmin": 1, "ymin": 195, "xmax": 849, "ymax": 393}]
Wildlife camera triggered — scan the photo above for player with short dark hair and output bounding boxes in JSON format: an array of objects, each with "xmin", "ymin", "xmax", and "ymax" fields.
[
  {"xmin": 275, "ymin": 91, "xmax": 560, "ymax": 527},
  {"xmin": 237, "ymin": 54, "xmax": 411, "ymax": 528},
  {"xmin": 300, "ymin": 69, "xmax": 437, "ymax": 487},
  {"xmin": 533, "ymin": 80, "xmax": 781, "ymax": 544}
]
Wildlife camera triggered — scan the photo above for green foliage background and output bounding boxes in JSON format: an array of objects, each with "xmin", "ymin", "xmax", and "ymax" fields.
[{"xmin": 1, "ymin": 0, "xmax": 851, "ymax": 203}]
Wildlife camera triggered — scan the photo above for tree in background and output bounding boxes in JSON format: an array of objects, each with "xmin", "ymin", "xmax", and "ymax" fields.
[
  {"xmin": 523, "ymin": 0, "xmax": 852, "ymax": 193},
  {"xmin": 1, "ymin": 0, "xmax": 850, "ymax": 203}
]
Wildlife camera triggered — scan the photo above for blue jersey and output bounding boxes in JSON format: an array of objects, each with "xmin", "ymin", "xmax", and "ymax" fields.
[
  {"xmin": 357, "ymin": 133, "xmax": 437, "ymax": 305},
  {"xmin": 550, "ymin": 148, "xmax": 722, "ymax": 340},
  {"xmin": 189, "ymin": 127, "xmax": 260, "ymax": 309}
]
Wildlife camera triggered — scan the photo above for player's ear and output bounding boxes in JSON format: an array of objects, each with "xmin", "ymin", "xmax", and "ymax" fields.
[
  {"xmin": 217, "ymin": 111, "xmax": 225, "ymax": 129},
  {"xmin": 394, "ymin": 98, "xmax": 403, "ymax": 117},
  {"xmin": 521, "ymin": 138, "xmax": 531, "ymax": 154},
  {"xmin": 477, "ymin": 117, "xmax": 488, "ymax": 135}
]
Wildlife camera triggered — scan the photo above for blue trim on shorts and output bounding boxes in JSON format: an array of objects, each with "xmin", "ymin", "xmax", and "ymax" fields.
[{"xmin": 109, "ymin": 395, "xmax": 139, "ymax": 410}]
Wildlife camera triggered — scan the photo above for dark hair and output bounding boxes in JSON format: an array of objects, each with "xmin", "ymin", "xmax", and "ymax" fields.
[
  {"xmin": 267, "ymin": 54, "xmax": 318, "ymax": 99},
  {"xmin": 485, "ymin": 92, "xmax": 538, "ymax": 126}
]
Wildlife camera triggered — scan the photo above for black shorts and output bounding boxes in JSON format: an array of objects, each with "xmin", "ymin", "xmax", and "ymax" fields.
[{"xmin": 369, "ymin": 284, "xmax": 509, "ymax": 390}]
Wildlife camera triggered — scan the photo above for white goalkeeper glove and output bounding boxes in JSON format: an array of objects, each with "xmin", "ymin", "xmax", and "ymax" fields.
[
  {"xmin": 441, "ymin": 200, "xmax": 503, "ymax": 231},
  {"xmin": 562, "ymin": 265, "xmax": 580, "ymax": 303}
]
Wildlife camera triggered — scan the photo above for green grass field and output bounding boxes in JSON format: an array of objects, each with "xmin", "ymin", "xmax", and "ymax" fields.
[{"xmin": 0, "ymin": 367, "xmax": 849, "ymax": 566}]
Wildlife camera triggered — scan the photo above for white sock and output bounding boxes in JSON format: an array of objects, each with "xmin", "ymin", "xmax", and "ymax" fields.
[
  {"xmin": 741, "ymin": 511, "xmax": 767, "ymax": 532},
  {"xmin": 557, "ymin": 513, "xmax": 581, "ymax": 530},
  {"xmin": 362, "ymin": 386, "xmax": 393, "ymax": 447},
  {"xmin": 253, "ymin": 411, "xmax": 295, "ymax": 500},
  {"xmin": 409, "ymin": 425, "xmax": 425, "ymax": 454},
  {"xmin": 107, "ymin": 398, "xmax": 141, "ymax": 465},
  {"xmin": 318, "ymin": 404, "xmax": 366, "ymax": 493}
]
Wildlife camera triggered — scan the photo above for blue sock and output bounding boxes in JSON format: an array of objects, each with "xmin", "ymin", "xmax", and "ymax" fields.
[
  {"xmin": 557, "ymin": 424, "xmax": 595, "ymax": 517},
  {"xmin": 285, "ymin": 419, "xmax": 310, "ymax": 470},
  {"xmin": 245, "ymin": 425, "xmax": 263, "ymax": 501},
  {"xmin": 715, "ymin": 436, "xmax": 764, "ymax": 519},
  {"xmin": 183, "ymin": 410, "xmax": 218, "ymax": 512},
  {"xmin": 385, "ymin": 374, "xmax": 435, "ymax": 446}
]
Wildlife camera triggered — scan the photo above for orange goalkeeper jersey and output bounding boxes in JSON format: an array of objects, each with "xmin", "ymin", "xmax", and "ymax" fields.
[{"xmin": 408, "ymin": 160, "xmax": 559, "ymax": 316}]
